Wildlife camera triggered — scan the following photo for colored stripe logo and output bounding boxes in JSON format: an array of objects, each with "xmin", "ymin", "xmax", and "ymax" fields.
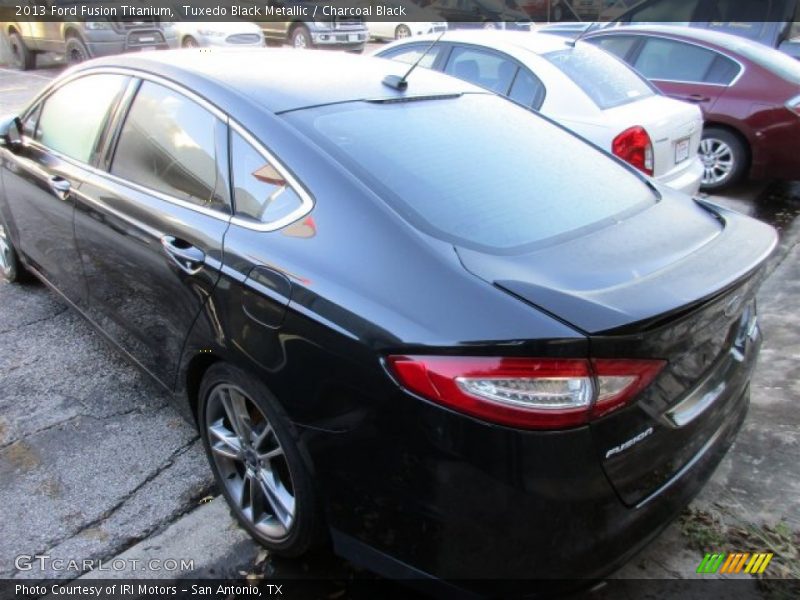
[{"xmin": 697, "ymin": 552, "xmax": 773, "ymax": 574}]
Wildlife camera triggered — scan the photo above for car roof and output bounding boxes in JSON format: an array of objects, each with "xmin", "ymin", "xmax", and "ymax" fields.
[
  {"xmin": 384, "ymin": 30, "xmax": 573, "ymax": 57},
  {"xmin": 75, "ymin": 48, "xmax": 486, "ymax": 114},
  {"xmin": 586, "ymin": 24, "xmax": 761, "ymax": 53}
]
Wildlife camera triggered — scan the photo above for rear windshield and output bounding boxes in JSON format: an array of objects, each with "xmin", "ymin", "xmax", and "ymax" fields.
[
  {"xmin": 286, "ymin": 94, "xmax": 655, "ymax": 254},
  {"xmin": 543, "ymin": 44, "xmax": 656, "ymax": 109}
]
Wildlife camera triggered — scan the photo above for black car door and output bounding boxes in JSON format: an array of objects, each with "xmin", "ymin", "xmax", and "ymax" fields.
[
  {"xmin": 2, "ymin": 73, "xmax": 130, "ymax": 307},
  {"xmin": 74, "ymin": 78, "xmax": 232, "ymax": 389}
]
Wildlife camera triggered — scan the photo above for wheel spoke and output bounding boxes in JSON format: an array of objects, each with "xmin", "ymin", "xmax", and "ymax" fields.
[
  {"xmin": 229, "ymin": 476, "xmax": 246, "ymax": 509},
  {"xmin": 220, "ymin": 388, "xmax": 251, "ymax": 442},
  {"xmin": 252, "ymin": 422, "xmax": 274, "ymax": 450},
  {"xmin": 257, "ymin": 468, "xmax": 294, "ymax": 529},
  {"xmin": 258, "ymin": 447, "xmax": 284, "ymax": 462},
  {"xmin": 209, "ymin": 419, "xmax": 243, "ymax": 460}
]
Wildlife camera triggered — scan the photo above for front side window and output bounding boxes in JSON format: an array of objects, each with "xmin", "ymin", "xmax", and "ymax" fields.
[
  {"xmin": 36, "ymin": 74, "xmax": 128, "ymax": 163},
  {"xmin": 111, "ymin": 81, "xmax": 225, "ymax": 210},
  {"xmin": 22, "ymin": 103, "xmax": 41, "ymax": 138},
  {"xmin": 590, "ymin": 35, "xmax": 639, "ymax": 61},
  {"xmin": 230, "ymin": 131, "xmax": 304, "ymax": 225},
  {"xmin": 444, "ymin": 46, "xmax": 519, "ymax": 94}
]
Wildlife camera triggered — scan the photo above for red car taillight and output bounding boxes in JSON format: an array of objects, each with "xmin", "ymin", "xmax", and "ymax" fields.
[
  {"xmin": 612, "ymin": 126, "xmax": 654, "ymax": 176},
  {"xmin": 387, "ymin": 356, "xmax": 665, "ymax": 430}
]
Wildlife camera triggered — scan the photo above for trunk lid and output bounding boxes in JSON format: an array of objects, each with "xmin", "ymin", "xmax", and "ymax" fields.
[{"xmin": 456, "ymin": 196, "xmax": 777, "ymax": 504}]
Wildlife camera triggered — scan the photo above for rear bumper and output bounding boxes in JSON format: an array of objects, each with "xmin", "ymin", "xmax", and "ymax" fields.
[
  {"xmin": 304, "ymin": 373, "xmax": 751, "ymax": 589},
  {"xmin": 656, "ymin": 156, "xmax": 703, "ymax": 196}
]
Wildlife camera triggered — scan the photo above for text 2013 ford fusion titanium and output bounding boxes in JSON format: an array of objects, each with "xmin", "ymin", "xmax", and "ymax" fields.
[{"xmin": 0, "ymin": 49, "xmax": 777, "ymax": 588}]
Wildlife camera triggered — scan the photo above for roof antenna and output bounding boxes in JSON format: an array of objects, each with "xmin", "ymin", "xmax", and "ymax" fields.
[
  {"xmin": 567, "ymin": 21, "xmax": 596, "ymax": 47},
  {"xmin": 383, "ymin": 31, "xmax": 446, "ymax": 91}
]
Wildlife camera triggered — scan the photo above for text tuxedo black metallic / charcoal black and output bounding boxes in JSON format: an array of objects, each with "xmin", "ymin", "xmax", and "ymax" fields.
[{"xmin": 0, "ymin": 49, "xmax": 777, "ymax": 591}]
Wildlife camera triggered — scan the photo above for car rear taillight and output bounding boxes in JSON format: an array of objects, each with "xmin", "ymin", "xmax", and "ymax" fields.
[
  {"xmin": 612, "ymin": 126, "xmax": 654, "ymax": 176},
  {"xmin": 787, "ymin": 94, "xmax": 800, "ymax": 117},
  {"xmin": 386, "ymin": 356, "xmax": 665, "ymax": 430}
]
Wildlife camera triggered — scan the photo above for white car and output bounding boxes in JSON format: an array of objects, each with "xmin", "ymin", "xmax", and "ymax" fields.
[
  {"xmin": 377, "ymin": 30, "xmax": 704, "ymax": 195},
  {"xmin": 174, "ymin": 21, "xmax": 264, "ymax": 48},
  {"xmin": 362, "ymin": 0, "xmax": 448, "ymax": 41}
]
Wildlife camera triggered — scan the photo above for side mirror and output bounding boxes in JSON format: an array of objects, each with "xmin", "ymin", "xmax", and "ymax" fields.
[{"xmin": 0, "ymin": 116, "xmax": 22, "ymax": 153}]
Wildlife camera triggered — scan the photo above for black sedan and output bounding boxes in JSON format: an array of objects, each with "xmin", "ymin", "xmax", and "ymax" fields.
[{"xmin": 0, "ymin": 49, "xmax": 777, "ymax": 588}]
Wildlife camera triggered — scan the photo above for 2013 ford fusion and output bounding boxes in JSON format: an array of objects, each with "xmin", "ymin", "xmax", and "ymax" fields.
[{"xmin": 0, "ymin": 49, "xmax": 777, "ymax": 588}]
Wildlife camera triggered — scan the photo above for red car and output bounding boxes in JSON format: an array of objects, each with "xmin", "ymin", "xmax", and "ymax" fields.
[{"xmin": 585, "ymin": 25, "xmax": 800, "ymax": 190}]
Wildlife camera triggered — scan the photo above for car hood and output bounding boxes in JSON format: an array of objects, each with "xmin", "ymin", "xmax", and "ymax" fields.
[{"xmin": 456, "ymin": 191, "xmax": 777, "ymax": 334}]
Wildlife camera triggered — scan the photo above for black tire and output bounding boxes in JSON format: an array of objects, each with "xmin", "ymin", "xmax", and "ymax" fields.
[
  {"xmin": 182, "ymin": 36, "xmax": 199, "ymax": 48},
  {"xmin": 0, "ymin": 220, "xmax": 31, "ymax": 284},
  {"xmin": 699, "ymin": 127, "xmax": 748, "ymax": 192},
  {"xmin": 290, "ymin": 25, "xmax": 312, "ymax": 49},
  {"xmin": 8, "ymin": 31, "xmax": 35, "ymax": 71},
  {"xmin": 395, "ymin": 24, "xmax": 412, "ymax": 39},
  {"xmin": 198, "ymin": 363, "xmax": 323, "ymax": 557},
  {"xmin": 64, "ymin": 35, "xmax": 90, "ymax": 66}
]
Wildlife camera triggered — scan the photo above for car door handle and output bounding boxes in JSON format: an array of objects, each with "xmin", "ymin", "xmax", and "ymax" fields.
[
  {"xmin": 160, "ymin": 235, "xmax": 205, "ymax": 275},
  {"xmin": 684, "ymin": 94, "xmax": 710, "ymax": 103},
  {"xmin": 49, "ymin": 176, "xmax": 71, "ymax": 199}
]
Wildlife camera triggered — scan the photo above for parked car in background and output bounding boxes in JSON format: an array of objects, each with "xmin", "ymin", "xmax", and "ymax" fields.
[
  {"xmin": 377, "ymin": 30, "xmax": 704, "ymax": 193},
  {"xmin": 422, "ymin": 0, "xmax": 532, "ymax": 30},
  {"xmin": 259, "ymin": 1, "xmax": 369, "ymax": 51},
  {"xmin": 174, "ymin": 21, "xmax": 264, "ymax": 48},
  {"xmin": 586, "ymin": 25, "xmax": 800, "ymax": 190},
  {"xmin": 362, "ymin": 0, "xmax": 448, "ymax": 40},
  {"xmin": 4, "ymin": 19, "xmax": 177, "ymax": 69},
  {"xmin": 0, "ymin": 48, "xmax": 777, "ymax": 590},
  {"xmin": 537, "ymin": 20, "xmax": 594, "ymax": 37},
  {"xmin": 609, "ymin": 0, "xmax": 800, "ymax": 59}
]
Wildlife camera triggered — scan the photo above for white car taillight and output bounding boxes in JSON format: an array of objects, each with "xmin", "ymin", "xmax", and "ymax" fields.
[
  {"xmin": 387, "ymin": 356, "xmax": 665, "ymax": 430},
  {"xmin": 612, "ymin": 126, "xmax": 654, "ymax": 176}
]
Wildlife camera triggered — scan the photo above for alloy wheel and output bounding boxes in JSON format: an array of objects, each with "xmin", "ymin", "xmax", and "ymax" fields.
[
  {"xmin": 205, "ymin": 383, "xmax": 296, "ymax": 540},
  {"xmin": 293, "ymin": 31, "xmax": 309, "ymax": 49},
  {"xmin": 0, "ymin": 223, "xmax": 13, "ymax": 279},
  {"xmin": 700, "ymin": 137, "xmax": 735, "ymax": 186}
]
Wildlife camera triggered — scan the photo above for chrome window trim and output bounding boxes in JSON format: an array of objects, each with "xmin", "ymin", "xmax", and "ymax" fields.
[
  {"xmin": 593, "ymin": 32, "xmax": 746, "ymax": 88},
  {"xmin": 227, "ymin": 120, "xmax": 315, "ymax": 233},
  {"xmin": 19, "ymin": 66, "xmax": 315, "ymax": 233}
]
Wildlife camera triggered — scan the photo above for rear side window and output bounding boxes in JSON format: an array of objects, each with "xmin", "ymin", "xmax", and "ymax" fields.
[
  {"xmin": 230, "ymin": 130, "xmax": 304, "ymax": 225},
  {"xmin": 380, "ymin": 44, "xmax": 443, "ymax": 68},
  {"xmin": 36, "ymin": 74, "xmax": 128, "ymax": 163},
  {"xmin": 288, "ymin": 94, "xmax": 655, "ymax": 254},
  {"xmin": 508, "ymin": 68, "xmax": 546, "ymax": 109},
  {"xmin": 544, "ymin": 44, "xmax": 654, "ymax": 109},
  {"xmin": 111, "ymin": 81, "xmax": 226, "ymax": 210},
  {"xmin": 633, "ymin": 37, "xmax": 740, "ymax": 85},
  {"xmin": 589, "ymin": 35, "xmax": 639, "ymax": 60},
  {"xmin": 444, "ymin": 46, "xmax": 519, "ymax": 94}
]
